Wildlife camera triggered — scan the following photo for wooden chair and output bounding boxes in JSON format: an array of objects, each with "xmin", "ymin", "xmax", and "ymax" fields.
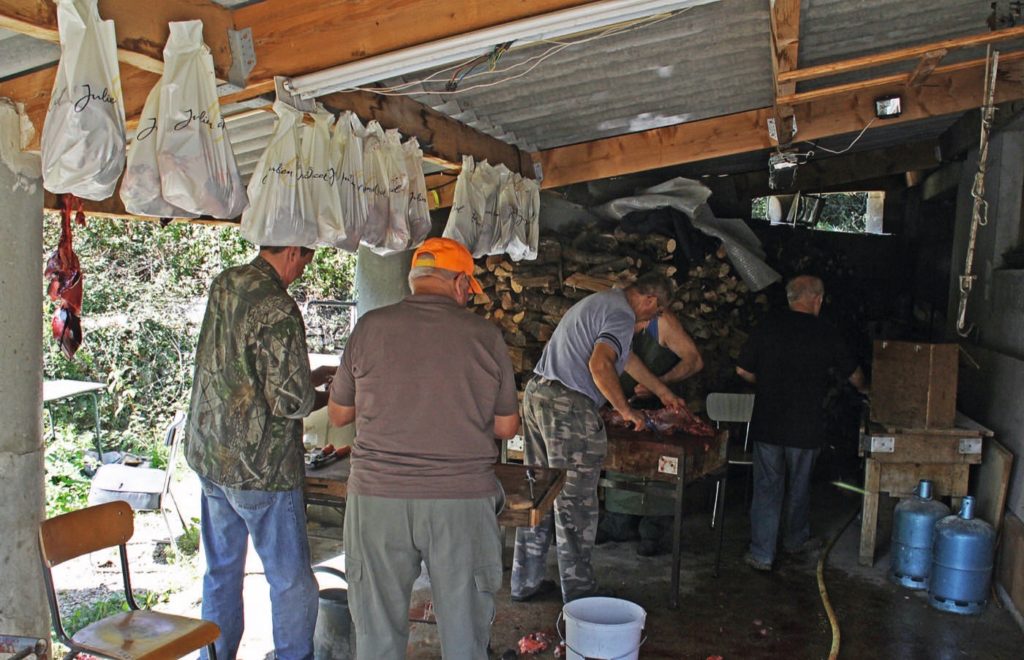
[{"xmin": 39, "ymin": 500, "xmax": 219, "ymax": 660}]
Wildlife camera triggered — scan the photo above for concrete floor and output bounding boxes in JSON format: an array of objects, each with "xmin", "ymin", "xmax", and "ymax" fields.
[{"xmin": 305, "ymin": 475, "xmax": 1024, "ymax": 659}]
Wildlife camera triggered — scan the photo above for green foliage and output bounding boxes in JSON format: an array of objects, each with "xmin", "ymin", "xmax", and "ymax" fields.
[
  {"xmin": 750, "ymin": 192, "xmax": 872, "ymax": 233},
  {"xmin": 814, "ymin": 192, "xmax": 868, "ymax": 233},
  {"xmin": 42, "ymin": 216, "xmax": 356, "ymax": 514},
  {"xmin": 44, "ymin": 427, "xmax": 94, "ymax": 518},
  {"xmin": 174, "ymin": 518, "xmax": 201, "ymax": 558},
  {"xmin": 59, "ymin": 590, "xmax": 166, "ymax": 637}
]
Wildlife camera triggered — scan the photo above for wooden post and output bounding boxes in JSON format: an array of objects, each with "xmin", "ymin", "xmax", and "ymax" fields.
[{"xmin": 859, "ymin": 458, "xmax": 882, "ymax": 567}]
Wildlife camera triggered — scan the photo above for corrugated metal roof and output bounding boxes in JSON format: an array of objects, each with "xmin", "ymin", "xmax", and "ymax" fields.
[
  {"xmin": 0, "ymin": 0, "xmax": 1014, "ymax": 187},
  {"xmin": 0, "ymin": 29, "xmax": 58, "ymax": 81},
  {"xmin": 387, "ymin": 0, "xmax": 774, "ymax": 151}
]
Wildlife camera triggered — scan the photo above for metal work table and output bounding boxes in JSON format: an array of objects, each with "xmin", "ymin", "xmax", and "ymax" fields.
[
  {"xmin": 857, "ymin": 412, "xmax": 992, "ymax": 567},
  {"xmin": 601, "ymin": 427, "xmax": 729, "ymax": 609},
  {"xmin": 304, "ymin": 457, "xmax": 566, "ymax": 528},
  {"xmin": 43, "ymin": 379, "xmax": 106, "ymax": 458}
]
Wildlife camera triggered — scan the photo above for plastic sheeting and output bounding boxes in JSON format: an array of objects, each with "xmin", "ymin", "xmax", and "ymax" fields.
[{"xmin": 595, "ymin": 177, "xmax": 780, "ymax": 291}]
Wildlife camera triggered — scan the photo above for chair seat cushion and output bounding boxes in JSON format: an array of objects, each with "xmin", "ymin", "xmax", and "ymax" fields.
[
  {"xmin": 88, "ymin": 464, "xmax": 165, "ymax": 511},
  {"xmin": 73, "ymin": 609, "xmax": 219, "ymax": 660}
]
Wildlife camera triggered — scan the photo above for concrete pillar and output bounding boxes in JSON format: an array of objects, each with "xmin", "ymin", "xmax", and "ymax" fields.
[
  {"xmin": 0, "ymin": 100, "xmax": 48, "ymax": 645},
  {"xmin": 354, "ymin": 244, "xmax": 411, "ymax": 316}
]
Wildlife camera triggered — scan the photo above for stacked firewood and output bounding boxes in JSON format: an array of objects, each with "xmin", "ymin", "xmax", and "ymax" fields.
[{"xmin": 472, "ymin": 228, "xmax": 772, "ymax": 396}]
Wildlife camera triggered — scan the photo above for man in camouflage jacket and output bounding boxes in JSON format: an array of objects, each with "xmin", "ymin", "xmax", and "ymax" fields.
[{"xmin": 186, "ymin": 245, "xmax": 333, "ymax": 660}]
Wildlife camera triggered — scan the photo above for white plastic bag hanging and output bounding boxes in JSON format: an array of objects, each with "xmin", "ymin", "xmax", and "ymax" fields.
[
  {"xmin": 488, "ymin": 165, "xmax": 515, "ymax": 256},
  {"xmin": 366, "ymin": 128, "xmax": 410, "ymax": 255},
  {"xmin": 403, "ymin": 137, "xmax": 431, "ymax": 249},
  {"xmin": 41, "ymin": 0, "xmax": 126, "ymax": 201},
  {"xmin": 360, "ymin": 121, "xmax": 389, "ymax": 249},
  {"xmin": 301, "ymin": 111, "xmax": 345, "ymax": 246},
  {"xmin": 442, "ymin": 155, "xmax": 482, "ymax": 252},
  {"xmin": 470, "ymin": 159, "xmax": 501, "ymax": 258},
  {"xmin": 240, "ymin": 101, "xmax": 317, "ymax": 247},
  {"xmin": 331, "ymin": 111, "xmax": 367, "ymax": 252},
  {"xmin": 506, "ymin": 174, "xmax": 541, "ymax": 261},
  {"xmin": 157, "ymin": 20, "xmax": 247, "ymax": 218},
  {"xmin": 120, "ymin": 86, "xmax": 195, "ymax": 218}
]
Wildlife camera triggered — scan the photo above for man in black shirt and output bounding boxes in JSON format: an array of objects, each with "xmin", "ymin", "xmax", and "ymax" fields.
[{"xmin": 736, "ymin": 275, "xmax": 865, "ymax": 571}]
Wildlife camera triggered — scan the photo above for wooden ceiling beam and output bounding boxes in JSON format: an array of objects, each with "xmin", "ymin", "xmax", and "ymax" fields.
[
  {"xmin": 907, "ymin": 49, "xmax": 948, "ymax": 88},
  {"xmin": 0, "ymin": 0, "xmax": 235, "ymax": 76},
  {"xmin": 320, "ymin": 90, "xmax": 528, "ymax": 176},
  {"xmin": 776, "ymin": 50, "xmax": 1024, "ymax": 107},
  {"xmin": 769, "ymin": 0, "xmax": 800, "ymax": 145},
  {"xmin": 777, "ymin": 24, "xmax": 1024, "ymax": 85},
  {"xmin": 535, "ymin": 61, "xmax": 1024, "ymax": 191},
  {"xmin": 737, "ymin": 140, "xmax": 942, "ymax": 198},
  {"xmin": 232, "ymin": 0, "xmax": 597, "ymax": 85}
]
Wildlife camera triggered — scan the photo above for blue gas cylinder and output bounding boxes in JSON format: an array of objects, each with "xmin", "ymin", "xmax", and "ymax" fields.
[
  {"xmin": 928, "ymin": 496, "xmax": 996, "ymax": 614},
  {"xmin": 889, "ymin": 480, "xmax": 950, "ymax": 589}
]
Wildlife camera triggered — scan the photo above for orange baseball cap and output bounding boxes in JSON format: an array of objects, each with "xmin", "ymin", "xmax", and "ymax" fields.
[{"xmin": 410, "ymin": 237, "xmax": 483, "ymax": 294}]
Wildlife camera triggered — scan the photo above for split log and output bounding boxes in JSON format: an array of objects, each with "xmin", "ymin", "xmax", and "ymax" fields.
[
  {"xmin": 512, "ymin": 274, "xmax": 558, "ymax": 291},
  {"xmin": 564, "ymin": 272, "xmax": 620, "ymax": 293},
  {"xmin": 586, "ymin": 256, "xmax": 634, "ymax": 275},
  {"xmin": 564, "ymin": 246, "xmax": 616, "ymax": 265},
  {"xmin": 540, "ymin": 295, "xmax": 573, "ymax": 318}
]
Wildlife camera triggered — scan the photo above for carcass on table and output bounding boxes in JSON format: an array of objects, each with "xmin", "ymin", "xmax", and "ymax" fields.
[
  {"xmin": 602, "ymin": 401, "xmax": 716, "ymax": 437},
  {"xmin": 44, "ymin": 194, "xmax": 86, "ymax": 359}
]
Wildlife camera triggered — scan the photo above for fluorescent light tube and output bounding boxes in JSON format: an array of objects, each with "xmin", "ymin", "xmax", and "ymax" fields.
[{"xmin": 285, "ymin": 0, "xmax": 714, "ymax": 99}]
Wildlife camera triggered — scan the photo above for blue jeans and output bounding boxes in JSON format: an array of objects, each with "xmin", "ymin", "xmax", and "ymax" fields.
[
  {"xmin": 748, "ymin": 442, "xmax": 820, "ymax": 565},
  {"xmin": 199, "ymin": 477, "xmax": 318, "ymax": 660}
]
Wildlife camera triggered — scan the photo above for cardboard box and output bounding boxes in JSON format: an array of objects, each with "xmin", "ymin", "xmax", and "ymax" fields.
[{"xmin": 870, "ymin": 340, "xmax": 957, "ymax": 429}]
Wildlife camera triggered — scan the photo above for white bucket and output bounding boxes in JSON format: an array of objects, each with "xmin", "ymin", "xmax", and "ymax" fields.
[{"xmin": 559, "ymin": 596, "xmax": 647, "ymax": 660}]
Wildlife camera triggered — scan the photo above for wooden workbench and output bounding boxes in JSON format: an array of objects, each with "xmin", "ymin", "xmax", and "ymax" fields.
[
  {"xmin": 857, "ymin": 413, "xmax": 992, "ymax": 566},
  {"xmin": 601, "ymin": 427, "xmax": 729, "ymax": 609},
  {"xmin": 304, "ymin": 458, "xmax": 566, "ymax": 528}
]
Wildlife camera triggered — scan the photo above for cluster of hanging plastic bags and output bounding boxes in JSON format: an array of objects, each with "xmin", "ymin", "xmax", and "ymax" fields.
[
  {"xmin": 38, "ymin": 0, "xmax": 538, "ymax": 262},
  {"xmin": 442, "ymin": 155, "xmax": 540, "ymax": 261},
  {"xmin": 240, "ymin": 107, "xmax": 431, "ymax": 253},
  {"xmin": 40, "ymin": 1, "xmax": 247, "ymax": 220}
]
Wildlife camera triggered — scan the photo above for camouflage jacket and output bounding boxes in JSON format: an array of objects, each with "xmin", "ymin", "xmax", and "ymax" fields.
[{"xmin": 185, "ymin": 256, "xmax": 315, "ymax": 490}]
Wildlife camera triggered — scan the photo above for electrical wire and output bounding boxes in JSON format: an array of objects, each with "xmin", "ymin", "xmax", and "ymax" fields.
[
  {"xmin": 805, "ymin": 118, "xmax": 876, "ymax": 155},
  {"xmin": 343, "ymin": 11, "xmax": 680, "ymax": 98}
]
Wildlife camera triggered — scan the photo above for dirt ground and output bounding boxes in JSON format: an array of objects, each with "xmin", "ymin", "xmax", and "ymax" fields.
[{"xmin": 55, "ymin": 469, "xmax": 1024, "ymax": 660}]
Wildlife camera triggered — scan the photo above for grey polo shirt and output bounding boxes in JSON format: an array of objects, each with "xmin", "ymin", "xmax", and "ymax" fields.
[{"xmin": 533, "ymin": 289, "xmax": 636, "ymax": 406}]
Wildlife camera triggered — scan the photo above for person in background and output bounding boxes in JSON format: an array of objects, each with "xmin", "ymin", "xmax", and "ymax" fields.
[
  {"xmin": 511, "ymin": 273, "xmax": 685, "ymax": 604},
  {"xmin": 599, "ymin": 310, "xmax": 704, "ymax": 556},
  {"xmin": 736, "ymin": 274, "xmax": 865, "ymax": 572},
  {"xmin": 186, "ymin": 245, "xmax": 335, "ymax": 660},
  {"xmin": 328, "ymin": 237, "xmax": 520, "ymax": 660}
]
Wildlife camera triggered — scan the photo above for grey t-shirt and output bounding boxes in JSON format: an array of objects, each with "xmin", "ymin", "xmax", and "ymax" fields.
[
  {"xmin": 533, "ymin": 289, "xmax": 636, "ymax": 405},
  {"xmin": 331, "ymin": 294, "xmax": 519, "ymax": 499}
]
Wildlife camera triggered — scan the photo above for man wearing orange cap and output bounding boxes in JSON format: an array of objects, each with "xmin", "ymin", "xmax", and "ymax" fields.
[{"xmin": 328, "ymin": 237, "xmax": 520, "ymax": 659}]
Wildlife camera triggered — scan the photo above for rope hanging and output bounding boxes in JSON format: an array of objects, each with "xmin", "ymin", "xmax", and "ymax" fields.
[{"xmin": 956, "ymin": 46, "xmax": 999, "ymax": 337}]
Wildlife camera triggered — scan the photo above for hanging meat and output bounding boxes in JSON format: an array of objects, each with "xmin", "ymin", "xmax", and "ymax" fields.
[{"xmin": 45, "ymin": 194, "xmax": 86, "ymax": 359}]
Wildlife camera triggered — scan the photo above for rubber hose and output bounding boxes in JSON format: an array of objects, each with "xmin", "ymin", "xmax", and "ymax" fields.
[{"xmin": 818, "ymin": 507, "xmax": 860, "ymax": 660}]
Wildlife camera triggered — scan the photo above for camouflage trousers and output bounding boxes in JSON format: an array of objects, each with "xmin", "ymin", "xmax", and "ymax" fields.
[{"xmin": 511, "ymin": 377, "xmax": 607, "ymax": 603}]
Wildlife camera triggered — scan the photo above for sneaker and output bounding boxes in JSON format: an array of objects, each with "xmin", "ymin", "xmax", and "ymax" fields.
[
  {"xmin": 511, "ymin": 579, "xmax": 559, "ymax": 603},
  {"xmin": 782, "ymin": 537, "xmax": 824, "ymax": 556},
  {"xmin": 744, "ymin": 552, "xmax": 772, "ymax": 572}
]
